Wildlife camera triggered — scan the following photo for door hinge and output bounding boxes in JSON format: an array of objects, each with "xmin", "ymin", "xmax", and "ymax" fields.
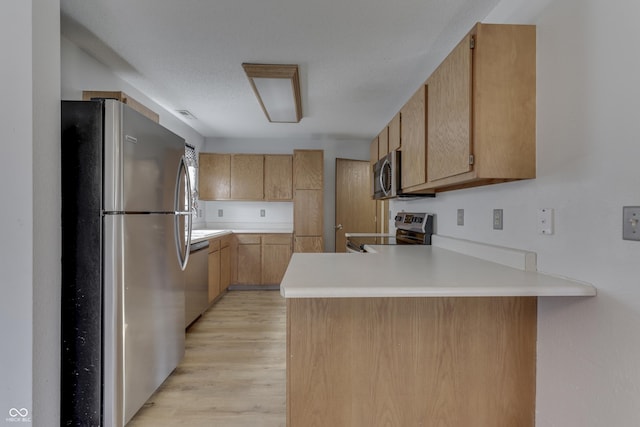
[
  {"xmin": 469, "ymin": 154, "xmax": 475, "ymax": 165},
  {"xmin": 470, "ymin": 36, "xmax": 475, "ymax": 49}
]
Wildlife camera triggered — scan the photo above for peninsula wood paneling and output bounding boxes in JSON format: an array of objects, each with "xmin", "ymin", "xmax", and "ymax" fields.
[{"xmin": 287, "ymin": 297, "xmax": 537, "ymax": 427}]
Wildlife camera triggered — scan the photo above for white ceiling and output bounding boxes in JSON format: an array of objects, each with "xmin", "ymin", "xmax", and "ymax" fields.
[{"xmin": 60, "ymin": 0, "xmax": 501, "ymax": 140}]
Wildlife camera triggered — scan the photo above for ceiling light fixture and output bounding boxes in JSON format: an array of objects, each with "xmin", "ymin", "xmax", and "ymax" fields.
[{"xmin": 242, "ymin": 63, "xmax": 302, "ymax": 123}]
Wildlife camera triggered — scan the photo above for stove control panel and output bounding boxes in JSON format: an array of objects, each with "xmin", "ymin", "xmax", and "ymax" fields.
[{"xmin": 394, "ymin": 212, "xmax": 434, "ymax": 234}]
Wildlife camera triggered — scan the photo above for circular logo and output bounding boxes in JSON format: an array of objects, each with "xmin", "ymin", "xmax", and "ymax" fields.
[{"xmin": 9, "ymin": 408, "xmax": 29, "ymax": 417}]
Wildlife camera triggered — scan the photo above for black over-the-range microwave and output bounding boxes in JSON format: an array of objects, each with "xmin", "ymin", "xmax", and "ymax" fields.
[
  {"xmin": 373, "ymin": 151, "xmax": 399, "ymax": 200},
  {"xmin": 373, "ymin": 151, "xmax": 435, "ymax": 200}
]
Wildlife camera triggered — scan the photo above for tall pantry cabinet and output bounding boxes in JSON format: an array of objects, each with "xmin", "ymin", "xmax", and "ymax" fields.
[{"xmin": 293, "ymin": 150, "xmax": 324, "ymax": 253}]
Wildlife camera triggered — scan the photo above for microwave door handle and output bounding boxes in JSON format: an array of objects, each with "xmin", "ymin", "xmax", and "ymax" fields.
[{"xmin": 380, "ymin": 158, "xmax": 390, "ymax": 197}]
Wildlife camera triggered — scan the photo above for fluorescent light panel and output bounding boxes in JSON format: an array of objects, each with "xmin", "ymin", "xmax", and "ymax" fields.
[{"xmin": 242, "ymin": 63, "xmax": 302, "ymax": 123}]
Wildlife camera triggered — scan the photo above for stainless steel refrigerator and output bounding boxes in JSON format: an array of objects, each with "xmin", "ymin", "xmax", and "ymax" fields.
[{"xmin": 61, "ymin": 99, "xmax": 192, "ymax": 426}]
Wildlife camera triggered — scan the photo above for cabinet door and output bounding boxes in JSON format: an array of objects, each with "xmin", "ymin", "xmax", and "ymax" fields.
[
  {"xmin": 294, "ymin": 236, "xmax": 324, "ymax": 253},
  {"xmin": 199, "ymin": 153, "xmax": 231, "ymax": 200},
  {"xmin": 220, "ymin": 245, "xmax": 230, "ymax": 291},
  {"xmin": 388, "ymin": 112, "xmax": 401, "ymax": 152},
  {"xmin": 427, "ymin": 33, "xmax": 472, "ymax": 182},
  {"xmin": 378, "ymin": 127, "xmax": 389, "ymax": 160},
  {"xmin": 370, "ymin": 137, "xmax": 378, "ymax": 168},
  {"xmin": 264, "ymin": 155, "xmax": 293, "ymax": 200},
  {"xmin": 293, "ymin": 150, "xmax": 323, "ymax": 190},
  {"xmin": 231, "ymin": 154, "xmax": 264, "ymax": 199},
  {"xmin": 294, "ymin": 189, "xmax": 323, "ymax": 236},
  {"xmin": 400, "ymin": 86, "xmax": 427, "ymax": 190},
  {"xmin": 236, "ymin": 242, "xmax": 261, "ymax": 284},
  {"xmin": 208, "ymin": 249, "xmax": 220, "ymax": 303},
  {"xmin": 262, "ymin": 235, "xmax": 292, "ymax": 284}
]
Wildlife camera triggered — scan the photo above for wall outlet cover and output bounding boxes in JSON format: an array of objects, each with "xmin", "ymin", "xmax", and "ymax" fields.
[
  {"xmin": 623, "ymin": 206, "xmax": 640, "ymax": 241},
  {"xmin": 537, "ymin": 208, "xmax": 554, "ymax": 235},
  {"xmin": 457, "ymin": 209, "xmax": 464, "ymax": 226},
  {"xmin": 493, "ymin": 209, "xmax": 503, "ymax": 230}
]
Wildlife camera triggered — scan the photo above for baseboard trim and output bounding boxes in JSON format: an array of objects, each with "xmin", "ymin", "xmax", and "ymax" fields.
[{"xmin": 228, "ymin": 284, "xmax": 281, "ymax": 291}]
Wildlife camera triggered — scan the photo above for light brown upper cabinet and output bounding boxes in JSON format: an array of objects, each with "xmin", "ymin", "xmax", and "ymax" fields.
[
  {"xmin": 400, "ymin": 85, "xmax": 427, "ymax": 191},
  {"xmin": 421, "ymin": 23, "xmax": 536, "ymax": 193},
  {"xmin": 369, "ymin": 137, "xmax": 378, "ymax": 168},
  {"xmin": 293, "ymin": 150, "xmax": 324, "ymax": 252},
  {"xmin": 230, "ymin": 154, "xmax": 264, "ymax": 200},
  {"xmin": 201, "ymin": 152, "xmax": 294, "ymax": 201},
  {"xmin": 377, "ymin": 127, "xmax": 389, "ymax": 160},
  {"xmin": 293, "ymin": 149, "xmax": 323, "ymax": 190},
  {"xmin": 264, "ymin": 155, "xmax": 293, "ymax": 200},
  {"xmin": 388, "ymin": 112, "xmax": 401, "ymax": 152},
  {"xmin": 199, "ymin": 153, "xmax": 231, "ymax": 200}
]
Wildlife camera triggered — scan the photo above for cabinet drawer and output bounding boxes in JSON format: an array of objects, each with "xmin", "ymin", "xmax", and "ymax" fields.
[
  {"xmin": 220, "ymin": 235, "xmax": 234, "ymax": 248},
  {"xmin": 208, "ymin": 239, "xmax": 221, "ymax": 252},
  {"xmin": 263, "ymin": 234, "xmax": 292, "ymax": 245},
  {"xmin": 236, "ymin": 234, "xmax": 261, "ymax": 244}
]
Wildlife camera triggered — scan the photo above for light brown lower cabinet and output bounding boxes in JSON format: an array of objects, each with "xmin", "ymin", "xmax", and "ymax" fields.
[
  {"xmin": 293, "ymin": 236, "xmax": 323, "ymax": 253},
  {"xmin": 236, "ymin": 234, "xmax": 262, "ymax": 285},
  {"xmin": 287, "ymin": 296, "xmax": 537, "ymax": 426},
  {"xmin": 207, "ymin": 240, "xmax": 221, "ymax": 303},
  {"xmin": 235, "ymin": 233, "xmax": 293, "ymax": 285},
  {"xmin": 219, "ymin": 235, "xmax": 235, "ymax": 292},
  {"xmin": 208, "ymin": 235, "xmax": 235, "ymax": 302},
  {"xmin": 262, "ymin": 234, "xmax": 292, "ymax": 284}
]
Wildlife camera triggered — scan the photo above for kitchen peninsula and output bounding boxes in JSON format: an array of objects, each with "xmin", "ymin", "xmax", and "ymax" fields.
[{"xmin": 280, "ymin": 236, "xmax": 596, "ymax": 427}]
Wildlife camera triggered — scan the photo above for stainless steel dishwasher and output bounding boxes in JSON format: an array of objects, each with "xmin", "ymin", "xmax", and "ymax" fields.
[{"xmin": 185, "ymin": 240, "xmax": 209, "ymax": 327}]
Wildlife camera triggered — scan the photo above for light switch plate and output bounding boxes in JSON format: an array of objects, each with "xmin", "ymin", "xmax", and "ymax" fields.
[
  {"xmin": 457, "ymin": 209, "xmax": 464, "ymax": 226},
  {"xmin": 218, "ymin": 209, "xmax": 223, "ymax": 217},
  {"xmin": 493, "ymin": 209, "xmax": 503, "ymax": 230},
  {"xmin": 537, "ymin": 208, "xmax": 554, "ymax": 235},
  {"xmin": 260, "ymin": 209, "xmax": 266, "ymax": 217},
  {"xmin": 623, "ymin": 206, "xmax": 640, "ymax": 241}
]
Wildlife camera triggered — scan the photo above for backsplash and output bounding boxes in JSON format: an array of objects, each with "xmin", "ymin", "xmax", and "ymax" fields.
[{"xmin": 198, "ymin": 200, "xmax": 293, "ymax": 230}]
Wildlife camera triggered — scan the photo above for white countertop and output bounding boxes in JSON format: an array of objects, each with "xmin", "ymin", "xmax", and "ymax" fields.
[
  {"xmin": 280, "ymin": 239, "xmax": 596, "ymax": 298},
  {"xmin": 190, "ymin": 228, "xmax": 292, "ymax": 243}
]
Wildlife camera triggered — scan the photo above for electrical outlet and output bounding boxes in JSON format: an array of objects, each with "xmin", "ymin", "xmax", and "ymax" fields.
[
  {"xmin": 260, "ymin": 209, "xmax": 266, "ymax": 217},
  {"xmin": 537, "ymin": 208, "xmax": 554, "ymax": 235},
  {"xmin": 217, "ymin": 209, "xmax": 223, "ymax": 217},
  {"xmin": 457, "ymin": 209, "xmax": 464, "ymax": 226},
  {"xmin": 198, "ymin": 208, "xmax": 204, "ymax": 218},
  {"xmin": 623, "ymin": 206, "xmax": 640, "ymax": 241},
  {"xmin": 493, "ymin": 209, "xmax": 503, "ymax": 230}
]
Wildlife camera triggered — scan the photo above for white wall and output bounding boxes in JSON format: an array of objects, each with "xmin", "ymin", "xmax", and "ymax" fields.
[
  {"xmin": 1, "ymin": 1, "xmax": 60, "ymax": 425},
  {"xmin": 205, "ymin": 137, "xmax": 371, "ymax": 251},
  {"xmin": 392, "ymin": 0, "xmax": 640, "ymax": 424},
  {"xmin": 0, "ymin": 2, "xmax": 35, "ymax": 424},
  {"xmin": 61, "ymin": 37, "xmax": 206, "ymax": 152}
]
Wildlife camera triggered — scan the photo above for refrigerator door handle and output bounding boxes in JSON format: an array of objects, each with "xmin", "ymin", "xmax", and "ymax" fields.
[{"xmin": 174, "ymin": 155, "xmax": 192, "ymax": 271}]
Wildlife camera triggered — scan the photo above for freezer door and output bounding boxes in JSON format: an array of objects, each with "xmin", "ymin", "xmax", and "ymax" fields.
[
  {"xmin": 103, "ymin": 100, "xmax": 186, "ymax": 213},
  {"xmin": 103, "ymin": 214, "xmax": 185, "ymax": 426}
]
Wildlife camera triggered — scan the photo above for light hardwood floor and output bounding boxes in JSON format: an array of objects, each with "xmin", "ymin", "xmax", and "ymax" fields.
[{"xmin": 128, "ymin": 290, "xmax": 286, "ymax": 427}]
